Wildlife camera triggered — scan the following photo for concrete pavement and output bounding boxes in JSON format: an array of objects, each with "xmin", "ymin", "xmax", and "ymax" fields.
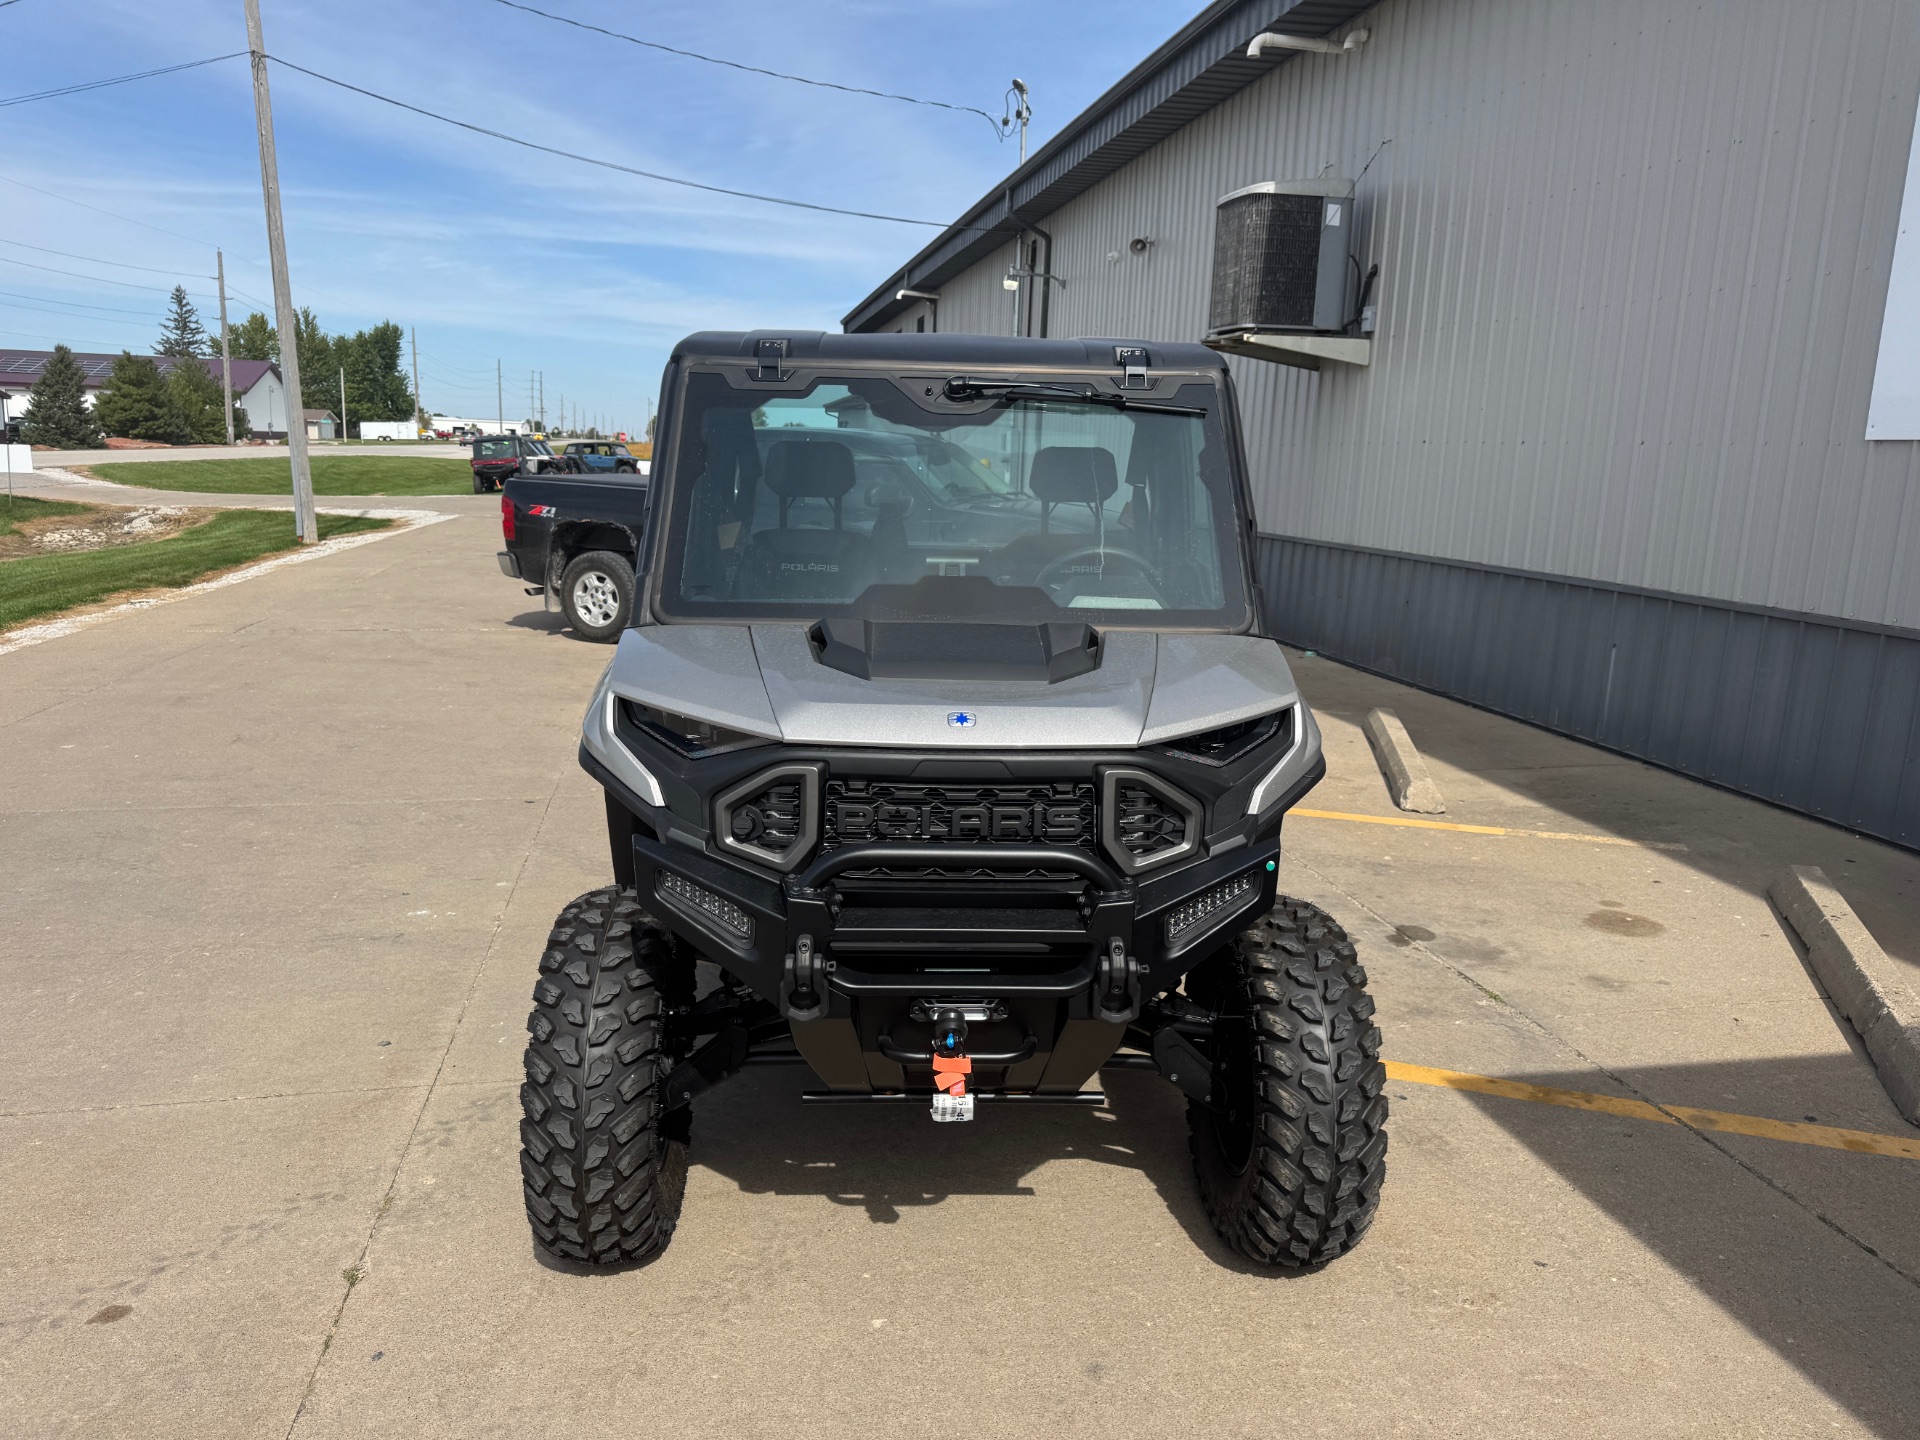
[{"xmin": 1, "ymin": 513, "xmax": 1917, "ymax": 1438}]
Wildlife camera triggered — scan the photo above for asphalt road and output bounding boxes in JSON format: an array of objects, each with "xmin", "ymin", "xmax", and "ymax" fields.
[{"xmin": 2, "ymin": 511, "xmax": 1917, "ymax": 1438}]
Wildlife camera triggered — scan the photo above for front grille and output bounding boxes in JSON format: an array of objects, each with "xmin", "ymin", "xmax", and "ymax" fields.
[
  {"xmin": 726, "ymin": 778, "xmax": 806, "ymax": 858},
  {"xmin": 713, "ymin": 763, "xmax": 820, "ymax": 873},
  {"xmin": 822, "ymin": 779, "xmax": 1095, "ymax": 881},
  {"xmin": 1114, "ymin": 781, "xmax": 1189, "ymax": 862},
  {"xmin": 822, "ymin": 780, "xmax": 1095, "ymax": 852}
]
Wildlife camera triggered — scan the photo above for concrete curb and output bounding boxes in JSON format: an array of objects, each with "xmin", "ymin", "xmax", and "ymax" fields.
[
  {"xmin": 1769, "ymin": 864, "xmax": 1920, "ymax": 1123},
  {"xmin": 1363, "ymin": 708, "xmax": 1447, "ymax": 813}
]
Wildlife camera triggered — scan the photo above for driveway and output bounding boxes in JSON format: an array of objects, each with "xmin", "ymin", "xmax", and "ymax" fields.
[{"xmin": 1, "ymin": 513, "xmax": 1915, "ymax": 1438}]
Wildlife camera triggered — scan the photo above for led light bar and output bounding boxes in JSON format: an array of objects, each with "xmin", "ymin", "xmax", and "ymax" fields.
[
  {"xmin": 656, "ymin": 871, "xmax": 754, "ymax": 944},
  {"xmin": 1163, "ymin": 870, "xmax": 1260, "ymax": 949}
]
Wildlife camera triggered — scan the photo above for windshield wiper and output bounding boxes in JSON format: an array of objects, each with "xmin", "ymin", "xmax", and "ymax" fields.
[{"xmin": 941, "ymin": 377, "xmax": 1206, "ymax": 416}]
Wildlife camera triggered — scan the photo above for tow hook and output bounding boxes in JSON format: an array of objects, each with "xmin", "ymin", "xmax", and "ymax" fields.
[
  {"xmin": 929, "ymin": 1008, "xmax": 974, "ymax": 1123},
  {"xmin": 1094, "ymin": 937, "xmax": 1144, "ymax": 1024},
  {"xmin": 783, "ymin": 933, "xmax": 828, "ymax": 1021}
]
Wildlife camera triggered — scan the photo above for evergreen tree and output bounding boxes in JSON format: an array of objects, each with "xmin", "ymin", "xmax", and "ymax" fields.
[
  {"xmin": 166, "ymin": 356, "xmax": 229, "ymax": 444},
  {"xmin": 155, "ymin": 286, "xmax": 208, "ymax": 357},
  {"xmin": 19, "ymin": 344, "xmax": 103, "ymax": 449},
  {"xmin": 231, "ymin": 311, "xmax": 277, "ymax": 362},
  {"xmin": 95, "ymin": 352, "xmax": 188, "ymax": 444}
]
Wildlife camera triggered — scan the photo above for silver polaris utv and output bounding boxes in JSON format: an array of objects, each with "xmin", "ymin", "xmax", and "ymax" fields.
[{"xmin": 520, "ymin": 331, "xmax": 1386, "ymax": 1270}]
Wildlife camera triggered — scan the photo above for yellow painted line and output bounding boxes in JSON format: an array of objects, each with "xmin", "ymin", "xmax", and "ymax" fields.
[
  {"xmin": 1290, "ymin": 807, "xmax": 1688, "ymax": 851},
  {"xmin": 1385, "ymin": 1061, "xmax": 1920, "ymax": 1161}
]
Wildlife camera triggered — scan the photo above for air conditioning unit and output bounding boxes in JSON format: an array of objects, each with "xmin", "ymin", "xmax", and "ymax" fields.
[{"xmin": 1208, "ymin": 179, "xmax": 1353, "ymax": 337}]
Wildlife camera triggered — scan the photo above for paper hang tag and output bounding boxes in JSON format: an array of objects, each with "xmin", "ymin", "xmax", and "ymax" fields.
[{"xmin": 931, "ymin": 1092, "xmax": 975, "ymax": 1123}]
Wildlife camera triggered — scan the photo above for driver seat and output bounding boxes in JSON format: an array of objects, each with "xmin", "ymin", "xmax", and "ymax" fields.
[
  {"xmin": 731, "ymin": 440, "xmax": 875, "ymax": 601},
  {"xmin": 987, "ymin": 446, "xmax": 1119, "ymax": 584}
]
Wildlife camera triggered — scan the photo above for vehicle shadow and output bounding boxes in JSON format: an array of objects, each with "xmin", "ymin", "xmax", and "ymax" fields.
[
  {"xmin": 1454, "ymin": 1052, "xmax": 1920, "ymax": 1438},
  {"xmin": 687, "ymin": 1063, "xmax": 1290, "ymax": 1277},
  {"xmin": 503, "ymin": 608, "xmax": 569, "ymax": 636}
]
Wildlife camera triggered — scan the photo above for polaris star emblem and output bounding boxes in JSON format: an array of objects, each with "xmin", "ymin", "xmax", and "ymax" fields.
[{"xmin": 947, "ymin": 711, "xmax": 978, "ymax": 729}]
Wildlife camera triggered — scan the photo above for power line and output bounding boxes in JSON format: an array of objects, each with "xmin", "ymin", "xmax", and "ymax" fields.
[
  {"xmin": 267, "ymin": 56, "xmax": 969, "ymax": 229},
  {"xmin": 0, "ymin": 172, "xmax": 242, "ymax": 255},
  {"xmin": 0, "ymin": 235, "xmax": 209, "ymax": 277},
  {"xmin": 0, "ymin": 253, "xmax": 213, "ymax": 297},
  {"xmin": 0, "ymin": 287, "xmax": 158, "ymax": 317},
  {"xmin": 0, "ymin": 53, "xmax": 246, "ymax": 108},
  {"xmin": 488, "ymin": 0, "xmax": 1008, "ymax": 136}
]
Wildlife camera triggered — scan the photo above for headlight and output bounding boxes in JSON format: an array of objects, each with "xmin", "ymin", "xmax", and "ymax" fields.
[
  {"xmin": 626, "ymin": 700, "xmax": 774, "ymax": 759},
  {"xmin": 1155, "ymin": 708, "xmax": 1290, "ymax": 766}
]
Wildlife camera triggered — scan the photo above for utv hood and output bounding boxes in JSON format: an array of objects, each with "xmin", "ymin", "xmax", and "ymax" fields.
[{"xmin": 587, "ymin": 622, "xmax": 1306, "ymax": 751}]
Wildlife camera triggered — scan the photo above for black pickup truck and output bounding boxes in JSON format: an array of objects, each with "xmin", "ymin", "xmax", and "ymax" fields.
[{"xmin": 497, "ymin": 472, "xmax": 649, "ymax": 641}]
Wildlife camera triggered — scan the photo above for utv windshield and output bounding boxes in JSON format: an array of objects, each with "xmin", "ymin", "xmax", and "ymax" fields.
[
  {"xmin": 657, "ymin": 370, "xmax": 1248, "ymax": 627},
  {"xmin": 475, "ymin": 439, "xmax": 515, "ymax": 459}
]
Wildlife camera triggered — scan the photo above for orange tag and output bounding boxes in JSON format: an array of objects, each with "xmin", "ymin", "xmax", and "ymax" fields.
[{"xmin": 931, "ymin": 1054, "xmax": 971, "ymax": 1096}]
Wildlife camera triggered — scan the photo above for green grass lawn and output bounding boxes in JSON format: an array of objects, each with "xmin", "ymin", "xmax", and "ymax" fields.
[
  {"xmin": 88, "ymin": 455, "xmax": 470, "ymax": 496},
  {"xmin": 0, "ymin": 494, "xmax": 90, "ymax": 537},
  {"xmin": 0, "ymin": 510, "xmax": 392, "ymax": 631}
]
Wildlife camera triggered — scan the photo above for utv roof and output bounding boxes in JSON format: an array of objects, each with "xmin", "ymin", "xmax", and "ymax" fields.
[{"xmin": 668, "ymin": 330, "xmax": 1228, "ymax": 373}]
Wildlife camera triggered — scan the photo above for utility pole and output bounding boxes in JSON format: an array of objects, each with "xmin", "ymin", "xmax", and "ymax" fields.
[
  {"xmin": 243, "ymin": 0, "xmax": 316, "ymax": 543},
  {"xmin": 1011, "ymin": 78, "xmax": 1031, "ymax": 163},
  {"xmin": 496, "ymin": 358, "xmax": 503, "ymax": 433},
  {"xmin": 538, "ymin": 371, "xmax": 544, "ymax": 432},
  {"xmin": 409, "ymin": 326, "xmax": 422, "ymax": 436},
  {"xmin": 216, "ymin": 249, "xmax": 235, "ymax": 446},
  {"xmin": 339, "ymin": 365, "xmax": 347, "ymax": 443},
  {"xmin": 529, "ymin": 370, "xmax": 536, "ymax": 433}
]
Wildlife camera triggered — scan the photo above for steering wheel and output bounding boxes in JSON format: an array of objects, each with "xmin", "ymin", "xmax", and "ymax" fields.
[{"xmin": 1033, "ymin": 545, "xmax": 1159, "ymax": 598}]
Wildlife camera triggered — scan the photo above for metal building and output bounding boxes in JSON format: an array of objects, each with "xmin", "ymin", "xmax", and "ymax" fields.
[{"xmin": 844, "ymin": 0, "xmax": 1920, "ymax": 850}]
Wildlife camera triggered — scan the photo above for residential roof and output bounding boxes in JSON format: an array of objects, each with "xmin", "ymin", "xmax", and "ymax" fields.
[
  {"xmin": 301, "ymin": 409, "xmax": 336, "ymax": 423},
  {"xmin": 841, "ymin": 0, "xmax": 1377, "ymax": 333},
  {"xmin": 0, "ymin": 349, "xmax": 279, "ymax": 392}
]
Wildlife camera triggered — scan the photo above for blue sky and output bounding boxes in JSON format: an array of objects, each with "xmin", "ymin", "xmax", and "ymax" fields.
[{"xmin": 1, "ymin": 0, "xmax": 1196, "ymax": 433}]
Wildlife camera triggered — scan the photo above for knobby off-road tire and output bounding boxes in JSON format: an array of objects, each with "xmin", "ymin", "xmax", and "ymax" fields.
[
  {"xmin": 1187, "ymin": 896, "xmax": 1388, "ymax": 1268},
  {"xmin": 559, "ymin": 549, "xmax": 634, "ymax": 643},
  {"xmin": 520, "ymin": 886, "xmax": 690, "ymax": 1266}
]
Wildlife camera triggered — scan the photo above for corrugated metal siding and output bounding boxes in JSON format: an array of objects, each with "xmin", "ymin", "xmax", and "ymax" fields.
[
  {"xmin": 1258, "ymin": 535, "xmax": 1920, "ymax": 846},
  {"xmin": 932, "ymin": 0, "xmax": 1920, "ymax": 631}
]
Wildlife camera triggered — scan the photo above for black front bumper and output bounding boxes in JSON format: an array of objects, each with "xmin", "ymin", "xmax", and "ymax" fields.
[{"xmin": 626, "ymin": 822, "xmax": 1278, "ymax": 1095}]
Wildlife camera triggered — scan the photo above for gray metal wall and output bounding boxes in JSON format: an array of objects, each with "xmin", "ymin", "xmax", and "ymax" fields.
[
  {"xmin": 928, "ymin": 0, "xmax": 1920, "ymax": 631},
  {"xmin": 876, "ymin": 0, "xmax": 1920, "ymax": 846}
]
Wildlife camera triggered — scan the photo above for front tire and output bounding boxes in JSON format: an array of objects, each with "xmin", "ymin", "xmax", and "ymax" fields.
[
  {"xmin": 1186, "ymin": 897, "xmax": 1388, "ymax": 1268},
  {"xmin": 560, "ymin": 549, "xmax": 633, "ymax": 642},
  {"xmin": 520, "ymin": 887, "xmax": 691, "ymax": 1266}
]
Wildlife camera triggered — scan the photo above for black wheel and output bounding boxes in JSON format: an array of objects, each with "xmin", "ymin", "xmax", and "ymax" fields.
[
  {"xmin": 472, "ymin": 474, "xmax": 487, "ymax": 493},
  {"xmin": 520, "ymin": 887, "xmax": 692, "ymax": 1266},
  {"xmin": 559, "ymin": 549, "xmax": 634, "ymax": 642},
  {"xmin": 1186, "ymin": 897, "xmax": 1388, "ymax": 1268}
]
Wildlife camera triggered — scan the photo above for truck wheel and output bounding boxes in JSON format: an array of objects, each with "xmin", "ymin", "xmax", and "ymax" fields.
[
  {"xmin": 1186, "ymin": 897, "xmax": 1388, "ymax": 1269},
  {"xmin": 520, "ymin": 887, "xmax": 690, "ymax": 1267},
  {"xmin": 560, "ymin": 550, "xmax": 633, "ymax": 642}
]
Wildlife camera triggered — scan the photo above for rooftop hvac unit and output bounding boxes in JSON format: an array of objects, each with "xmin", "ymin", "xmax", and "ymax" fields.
[{"xmin": 1208, "ymin": 179, "xmax": 1353, "ymax": 337}]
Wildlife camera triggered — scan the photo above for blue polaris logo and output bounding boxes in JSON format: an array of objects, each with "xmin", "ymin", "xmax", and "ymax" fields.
[{"xmin": 947, "ymin": 711, "xmax": 978, "ymax": 728}]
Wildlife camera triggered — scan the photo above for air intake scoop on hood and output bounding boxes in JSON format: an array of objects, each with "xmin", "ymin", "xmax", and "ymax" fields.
[{"xmin": 809, "ymin": 617, "xmax": 1101, "ymax": 684}]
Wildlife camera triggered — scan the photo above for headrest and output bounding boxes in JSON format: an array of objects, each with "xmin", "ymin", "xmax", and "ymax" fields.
[
  {"xmin": 764, "ymin": 439, "xmax": 856, "ymax": 500},
  {"xmin": 1029, "ymin": 446, "xmax": 1118, "ymax": 506}
]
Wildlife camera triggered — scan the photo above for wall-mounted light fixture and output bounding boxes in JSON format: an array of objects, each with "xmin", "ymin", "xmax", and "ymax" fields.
[
  {"xmin": 895, "ymin": 288, "xmax": 940, "ymax": 332},
  {"xmin": 1246, "ymin": 28, "xmax": 1369, "ymax": 59}
]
